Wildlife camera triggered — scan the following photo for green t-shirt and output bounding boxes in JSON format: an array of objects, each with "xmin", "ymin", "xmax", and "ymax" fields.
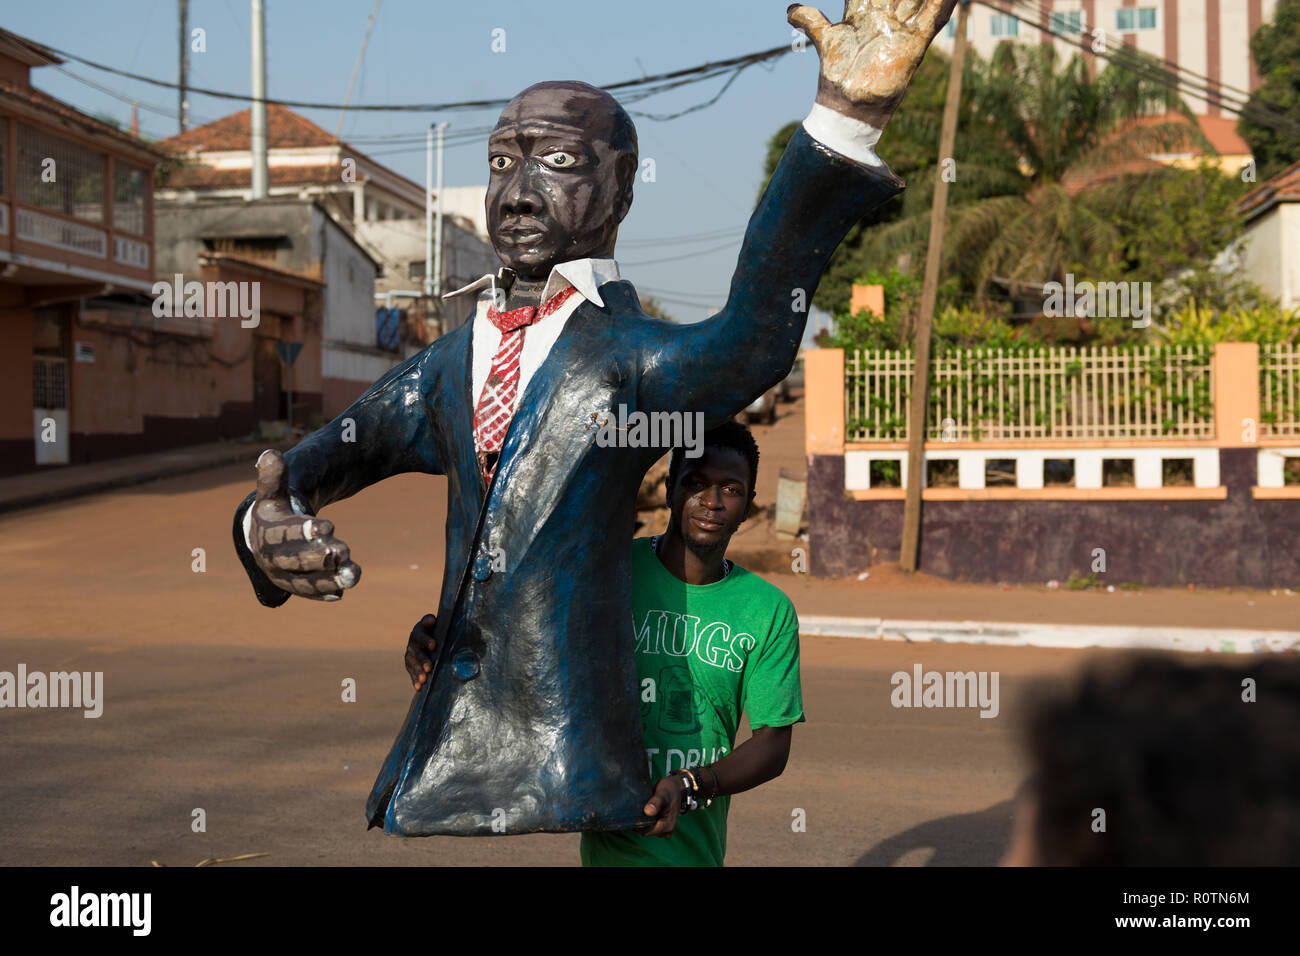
[{"xmin": 580, "ymin": 536, "xmax": 805, "ymax": 867}]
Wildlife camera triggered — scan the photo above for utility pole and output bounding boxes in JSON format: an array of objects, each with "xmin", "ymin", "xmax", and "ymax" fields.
[
  {"xmin": 900, "ymin": 0, "xmax": 969, "ymax": 572},
  {"xmin": 425, "ymin": 122, "xmax": 448, "ymax": 298},
  {"xmin": 178, "ymin": 0, "xmax": 189, "ymax": 133},
  {"xmin": 250, "ymin": 0, "xmax": 269, "ymax": 200},
  {"xmin": 434, "ymin": 121, "xmax": 447, "ymax": 298}
]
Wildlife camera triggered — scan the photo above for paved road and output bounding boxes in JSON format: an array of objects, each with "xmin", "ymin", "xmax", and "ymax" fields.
[{"xmin": 0, "ymin": 459, "xmax": 1265, "ymax": 866}]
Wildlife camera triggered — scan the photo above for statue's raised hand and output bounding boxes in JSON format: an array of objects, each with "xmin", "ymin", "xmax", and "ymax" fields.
[
  {"xmin": 247, "ymin": 449, "xmax": 361, "ymax": 601},
  {"xmin": 789, "ymin": 0, "xmax": 958, "ymax": 129}
]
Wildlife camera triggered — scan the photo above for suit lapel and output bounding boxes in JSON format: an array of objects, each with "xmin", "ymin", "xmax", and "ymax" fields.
[{"xmin": 441, "ymin": 318, "xmax": 482, "ymax": 514}]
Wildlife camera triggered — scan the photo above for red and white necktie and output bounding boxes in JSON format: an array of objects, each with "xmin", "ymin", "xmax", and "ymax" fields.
[{"xmin": 473, "ymin": 283, "xmax": 578, "ymax": 484}]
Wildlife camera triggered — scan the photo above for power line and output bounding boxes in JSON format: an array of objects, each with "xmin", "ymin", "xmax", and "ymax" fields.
[
  {"xmin": 618, "ymin": 226, "xmax": 746, "ymax": 248},
  {"xmin": 635, "ymin": 284, "xmax": 723, "ymax": 304},
  {"xmin": 33, "ymin": 37, "xmax": 790, "ymax": 114},
  {"xmin": 53, "ymin": 65, "xmax": 218, "ymax": 127},
  {"xmin": 621, "ymin": 237, "xmax": 742, "ymax": 266}
]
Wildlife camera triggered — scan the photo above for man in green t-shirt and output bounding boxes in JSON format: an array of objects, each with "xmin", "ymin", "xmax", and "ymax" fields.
[{"xmin": 403, "ymin": 419, "xmax": 804, "ymax": 866}]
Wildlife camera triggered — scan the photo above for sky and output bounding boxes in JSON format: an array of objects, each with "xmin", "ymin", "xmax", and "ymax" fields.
[{"xmin": 8, "ymin": 0, "xmax": 842, "ymax": 332}]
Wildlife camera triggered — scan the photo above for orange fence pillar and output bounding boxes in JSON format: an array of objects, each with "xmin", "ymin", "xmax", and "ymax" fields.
[
  {"xmin": 805, "ymin": 348, "xmax": 845, "ymax": 457},
  {"xmin": 1213, "ymin": 342, "xmax": 1260, "ymax": 446},
  {"xmin": 850, "ymin": 283, "xmax": 885, "ymax": 319}
]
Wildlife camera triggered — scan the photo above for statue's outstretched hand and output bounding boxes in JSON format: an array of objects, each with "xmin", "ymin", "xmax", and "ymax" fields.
[
  {"xmin": 788, "ymin": 0, "xmax": 958, "ymax": 129},
  {"xmin": 247, "ymin": 449, "xmax": 361, "ymax": 601}
]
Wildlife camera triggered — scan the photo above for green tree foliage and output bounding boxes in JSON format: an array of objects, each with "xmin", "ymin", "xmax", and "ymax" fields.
[
  {"xmin": 1238, "ymin": 0, "xmax": 1300, "ymax": 181},
  {"xmin": 862, "ymin": 43, "xmax": 1207, "ymax": 305},
  {"xmin": 760, "ymin": 48, "xmax": 1016, "ymax": 317},
  {"xmin": 1152, "ymin": 300, "xmax": 1300, "ymax": 346},
  {"xmin": 1078, "ymin": 160, "xmax": 1259, "ymax": 313}
]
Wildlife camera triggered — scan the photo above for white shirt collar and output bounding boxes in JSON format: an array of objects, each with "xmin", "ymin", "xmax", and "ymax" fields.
[{"xmin": 443, "ymin": 257, "xmax": 621, "ymax": 309}]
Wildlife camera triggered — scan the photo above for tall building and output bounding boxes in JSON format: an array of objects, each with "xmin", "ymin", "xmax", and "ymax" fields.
[{"xmin": 935, "ymin": 1, "xmax": 1277, "ymax": 118}]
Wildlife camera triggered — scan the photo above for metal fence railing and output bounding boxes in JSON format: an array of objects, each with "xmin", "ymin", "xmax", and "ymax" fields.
[
  {"xmin": 1260, "ymin": 344, "xmax": 1300, "ymax": 439},
  {"xmin": 845, "ymin": 344, "xmax": 1216, "ymax": 442}
]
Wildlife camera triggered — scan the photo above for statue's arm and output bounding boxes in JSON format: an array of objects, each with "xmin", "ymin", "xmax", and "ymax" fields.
[
  {"xmin": 232, "ymin": 346, "xmax": 444, "ymax": 607},
  {"xmin": 637, "ymin": 0, "xmax": 956, "ymax": 422}
]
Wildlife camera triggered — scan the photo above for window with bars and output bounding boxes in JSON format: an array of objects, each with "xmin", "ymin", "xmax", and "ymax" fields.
[
  {"xmin": 17, "ymin": 124, "xmax": 105, "ymax": 222},
  {"xmin": 33, "ymin": 358, "xmax": 68, "ymax": 409},
  {"xmin": 113, "ymin": 162, "xmax": 147, "ymax": 235}
]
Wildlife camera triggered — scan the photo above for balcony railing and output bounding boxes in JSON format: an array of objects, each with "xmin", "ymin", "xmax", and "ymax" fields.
[
  {"xmin": 113, "ymin": 234, "xmax": 149, "ymax": 269},
  {"xmin": 16, "ymin": 206, "xmax": 107, "ymax": 258}
]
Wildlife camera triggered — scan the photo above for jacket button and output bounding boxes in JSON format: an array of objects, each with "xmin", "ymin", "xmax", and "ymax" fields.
[
  {"xmin": 472, "ymin": 553, "xmax": 492, "ymax": 580},
  {"xmin": 452, "ymin": 650, "xmax": 480, "ymax": 681}
]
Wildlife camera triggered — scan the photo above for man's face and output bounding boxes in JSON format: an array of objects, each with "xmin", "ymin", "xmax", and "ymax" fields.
[
  {"xmin": 668, "ymin": 447, "xmax": 753, "ymax": 557},
  {"xmin": 486, "ymin": 85, "xmax": 634, "ymax": 279}
]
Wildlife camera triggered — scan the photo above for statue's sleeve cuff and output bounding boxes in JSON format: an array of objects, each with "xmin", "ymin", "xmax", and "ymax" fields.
[{"xmin": 802, "ymin": 103, "xmax": 884, "ymax": 169}]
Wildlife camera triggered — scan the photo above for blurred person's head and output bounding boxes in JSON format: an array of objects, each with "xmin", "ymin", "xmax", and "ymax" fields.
[{"xmin": 1001, "ymin": 652, "xmax": 1300, "ymax": 866}]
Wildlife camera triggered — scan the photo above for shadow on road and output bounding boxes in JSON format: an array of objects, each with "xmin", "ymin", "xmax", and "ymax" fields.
[{"xmin": 854, "ymin": 798, "xmax": 1019, "ymax": 866}]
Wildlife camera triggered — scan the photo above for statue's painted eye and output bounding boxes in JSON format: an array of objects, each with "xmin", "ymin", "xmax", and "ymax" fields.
[
  {"xmin": 489, "ymin": 155, "xmax": 513, "ymax": 171},
  {"xmin": 543, "ymin": 151, "xmax": 578, "ymax": 168}
]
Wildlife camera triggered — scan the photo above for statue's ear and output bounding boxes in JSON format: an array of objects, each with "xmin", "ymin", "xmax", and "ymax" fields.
[{"xmin": 613, "ymin": 153, "xmax": 637, "ymax": 223}]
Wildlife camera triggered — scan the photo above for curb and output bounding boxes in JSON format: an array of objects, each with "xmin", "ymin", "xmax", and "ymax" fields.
[
  {"xmin": 0, "ymin": 442, "xmax": 291, "ymax": 516},
  {"xmin": 799, "ymin": 615, "xmax": 1300, "ymax": 655}
]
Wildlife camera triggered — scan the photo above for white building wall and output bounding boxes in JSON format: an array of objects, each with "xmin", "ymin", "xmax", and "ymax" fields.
[
  {"xmin": 1240, "ymin": 205, "xmax": 1298, "ymax": 310},
  {"xmin": 315, "ymin": 206, "xmax": 379, "ymax": 348}
]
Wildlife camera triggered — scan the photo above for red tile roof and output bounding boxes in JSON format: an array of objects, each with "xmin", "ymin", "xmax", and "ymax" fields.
[
  {"xmin": 1128, "ymin": 112, "xmax": 1251, "ymax": 157},
  {"xmin": 1238, "ymin": 159, "xmax": 1300, "ymax": 220},
  {"xmin": 1061, "ymin": 112, "xmax": 1253, "ymax": 195},
  {"xmin": 160, "ymin": 103, "xmax": 337, "ymax": 153},
  {"xmin": 1194, "ymin": 113, "xmax": 1252, "ymax": 156}
]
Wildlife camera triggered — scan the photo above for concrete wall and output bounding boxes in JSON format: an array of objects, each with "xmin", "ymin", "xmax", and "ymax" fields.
[
  {"xmin": 804, "ymin": 344, "xmax": 1300, "ymax": 588},
  {"xmin": 807, "ymin": 448, "xmax": 1300, "ymax": 588},
  {"xmin": 155, "ymin": 199, "xmax": 318, "ymax": 278}
]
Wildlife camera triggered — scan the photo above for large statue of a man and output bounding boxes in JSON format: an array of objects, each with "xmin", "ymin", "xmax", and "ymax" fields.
[{"xmin": 232, "ymin": 0, "xmax": 956, "ymax": 836}]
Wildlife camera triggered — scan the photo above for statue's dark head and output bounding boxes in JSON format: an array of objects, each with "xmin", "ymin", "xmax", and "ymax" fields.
[{"xmin": 486, "ymin": 80, "xmax": 638, "ymax": 279}]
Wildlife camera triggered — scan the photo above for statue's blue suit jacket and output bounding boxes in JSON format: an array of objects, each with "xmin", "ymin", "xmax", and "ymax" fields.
[{"xmin": 232, "ymin": 127, "xmax": 903, "ymax": 835}]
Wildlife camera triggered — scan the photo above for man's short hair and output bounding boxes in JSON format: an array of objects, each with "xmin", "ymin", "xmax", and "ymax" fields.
[
  {"xmin": 666, "ymin": 419, "xmax": 760, "ymax": 499},
  {"xmin": 1021, "ymin": 652, "xmax": 1300, "ymax": 865}
]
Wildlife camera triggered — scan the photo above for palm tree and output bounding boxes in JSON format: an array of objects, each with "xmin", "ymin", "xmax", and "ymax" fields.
[{"xmin": 863, "ymin": 42, "xmax": 1212, "ymax": 307}]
